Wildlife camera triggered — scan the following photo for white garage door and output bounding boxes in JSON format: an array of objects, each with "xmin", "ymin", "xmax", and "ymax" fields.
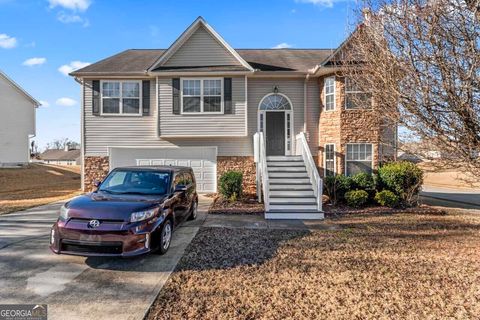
[{"xmin": 109, "ymin": 147, "xmax": 217, "ymax": 193}]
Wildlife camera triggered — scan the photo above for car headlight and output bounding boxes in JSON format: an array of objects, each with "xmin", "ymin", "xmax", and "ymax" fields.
[
  {"xmin": 59, "ymin": 205, "xmax": 69, "ymax": 220},
  {"xmin": 130, "ymin": 208, "xmax": 157, "ymax": 222}
]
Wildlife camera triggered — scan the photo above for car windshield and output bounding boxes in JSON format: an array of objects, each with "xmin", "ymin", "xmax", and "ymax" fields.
[{"xmin": 98, "ymin": 169, "xmax": 170, "ymax": 195}]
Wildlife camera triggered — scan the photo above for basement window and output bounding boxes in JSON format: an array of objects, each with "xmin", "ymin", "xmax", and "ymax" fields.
[
  {"xmin": 324, "ymin": 144, "xmax": 335, "ymax": 176},
  {"xmin": 346, "ymin": 143, "xmax": 373, "ymax": 176}
]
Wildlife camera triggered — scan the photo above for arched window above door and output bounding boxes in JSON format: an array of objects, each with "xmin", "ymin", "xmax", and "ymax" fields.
[{"xmin": 259, "ymin": 93, "xmax": 292, "ymax": 111}]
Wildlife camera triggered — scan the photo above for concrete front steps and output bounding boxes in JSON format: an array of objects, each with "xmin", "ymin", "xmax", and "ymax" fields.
[{"xmin": 265, "ymin": 156, "xmax": 324, "ymax": 220}]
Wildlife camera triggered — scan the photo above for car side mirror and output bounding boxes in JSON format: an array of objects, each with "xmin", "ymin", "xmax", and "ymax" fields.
[
  {"xmin": 174, "ymin": 185, "xmax": 187, "ymax": 193},
  {"xmin": 93, "ymin": 180, "xmax": 102, "ymax": 188}
]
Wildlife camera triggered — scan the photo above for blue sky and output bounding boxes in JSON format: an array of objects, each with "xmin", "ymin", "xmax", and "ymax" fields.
[{"xmin": 0, "ymin": 0, "xmax": 354, "ymax": 150}]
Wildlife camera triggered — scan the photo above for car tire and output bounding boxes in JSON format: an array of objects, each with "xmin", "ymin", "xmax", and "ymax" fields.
[
  {"xmin": 157, "ymin": 219, "xmax": 173, "ymax": 255},
  {"xmin": 187, "ymin": 200, "xmax": 198, "ymax": 221}
]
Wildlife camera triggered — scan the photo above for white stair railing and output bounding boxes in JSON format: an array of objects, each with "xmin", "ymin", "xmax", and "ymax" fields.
[
  {"xmin": 253, "ymin": 132, "xmax": 270, "ymax": 211},
  {"xmin": 295, "ymin": 132, "xmax": 323, "ymax": 211}
]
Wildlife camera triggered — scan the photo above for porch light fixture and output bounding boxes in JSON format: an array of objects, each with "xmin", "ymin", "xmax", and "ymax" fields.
[{"xmin": 273, "ymin": 85, "xmax": 279, "ymax": 93}]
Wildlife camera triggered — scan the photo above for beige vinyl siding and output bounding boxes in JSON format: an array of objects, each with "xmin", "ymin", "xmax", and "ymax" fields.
[
  {"xmin": 306, "ymin": 79, "xmax": 320, "ymax": 152},
  {"xmin": 158, "ymin": 77, "xmax": 246, "ymax": 136},
  {"xmin": 247, "ymin": 78, "xmax": 318, "ymax": 154},
  {"xmin": 83, "ymin": 77, "xmax": 319, "ymax": 158},
  {"xmin": 83, "ymin": 79, "xmax": 251, "ymax": 157},
  {"xmin": 164, "ymin": 25, "xmax": 241, "ymax": 67}
]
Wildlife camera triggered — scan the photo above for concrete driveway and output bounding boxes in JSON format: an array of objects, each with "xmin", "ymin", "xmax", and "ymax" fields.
[{"xmin": 0, "ymin": 197, "xmax": 210, "ymax": 320}]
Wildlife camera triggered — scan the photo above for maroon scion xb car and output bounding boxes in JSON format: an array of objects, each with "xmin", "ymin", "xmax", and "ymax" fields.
[{"xmin": 50, "ymin": 166, "xmax": 198, "ymax": 257}]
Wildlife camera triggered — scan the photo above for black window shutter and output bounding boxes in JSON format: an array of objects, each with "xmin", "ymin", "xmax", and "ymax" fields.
[
  {"xmin": 142, "ymin": 80, "xmax": 150, "ymax": 116},
  {"xmin": 92, "ymin": 80, "xmax": 100, "ymax": 116},
  {"xmin": 224, "ymin": 78, "xmax": 232, "ymax": 114},
  {"xmin": 172, "ymin": 78, "xmax": 180, "ymax": 115}
]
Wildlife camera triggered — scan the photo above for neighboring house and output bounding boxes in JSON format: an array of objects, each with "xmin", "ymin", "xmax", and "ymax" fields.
[
  {"xmin": 39, "ymin": 146, "xmax": 81, "ymax": 166},
  {"xmin": 71, "ymin": 17, "xmax": 396, "ymax": 218},
  {"xmin": 0, "ymin": 70, "xmax": 40, "ymax": 166}
]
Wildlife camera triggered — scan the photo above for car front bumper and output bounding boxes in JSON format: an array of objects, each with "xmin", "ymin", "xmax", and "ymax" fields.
[{"xmin": 49, "ymin": 217, "xmax": 164, "ymax": 257}]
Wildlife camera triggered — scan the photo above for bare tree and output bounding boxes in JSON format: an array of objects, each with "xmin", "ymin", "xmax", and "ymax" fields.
[
  {"xmin": 339, "ymin": 0, "xmax": 480, "ymax": 180},
  {"xmin": 46, "ymin": 138, "xmax": 80, "ymax": 150}
]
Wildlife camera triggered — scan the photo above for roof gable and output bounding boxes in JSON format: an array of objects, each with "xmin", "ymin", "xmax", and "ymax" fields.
[
  {"xmin": 149, "ymin": 17, "xmax": 253, "ymax": 71},
  {"xmin": 0, "ymin": 70, "xmax": 40, "ymax": 106}
]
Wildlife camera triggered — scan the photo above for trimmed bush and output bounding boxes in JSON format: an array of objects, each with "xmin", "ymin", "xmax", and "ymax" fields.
[
  {"xmin": 351, "ymin": 172, "xmax": 376, "ymax": 197},
  {"xmin": 375, "ymin": 190, "xmax": 400, "ymax": 208},
  {"xmin": 378, "ymin": 162, "xmax": 423, "ymax": 207},
  {"xmin": 323, "ymin": 174, "xmax": 353, "ymax": 205},
  {"xmin": 345, "ymin": 190, "xmax": 369, "ymax": 208},
  {"xmin": 219, "ymin": 171, "xmax": 243, "ymax": 202}
]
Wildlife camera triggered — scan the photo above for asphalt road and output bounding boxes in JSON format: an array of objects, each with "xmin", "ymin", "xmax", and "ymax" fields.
[
  {"xmin": 420, "ymin": 186, "xmax": 480, "ymax": 210},
  {"xmin": 0, "ymin": 198, "xmax": 209, "ymax": 320}
]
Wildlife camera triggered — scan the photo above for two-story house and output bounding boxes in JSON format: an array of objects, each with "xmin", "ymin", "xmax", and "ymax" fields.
[
  {"xmin": 0, "ymin": 70, "xmax": 39, "ymax": 166},
  {"xmin": 71, "ymin": 17, "xmax": 395, "ymax": 219}
]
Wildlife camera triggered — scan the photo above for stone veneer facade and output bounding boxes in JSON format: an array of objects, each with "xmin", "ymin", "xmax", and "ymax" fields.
[
  {"xmin": 84, "ymin": 156, "xmax": 110, "ymax": 192},
  {"xmin": 217, "ymin": 156, "xmax": 256, "ymax": 195},
  {"xmin": 317, "ymin": 75, "xmax": 395, "ymax": 176},
  {"xmin": 83, "ymin": 155, "xmax": 257, "ymax": 194}
]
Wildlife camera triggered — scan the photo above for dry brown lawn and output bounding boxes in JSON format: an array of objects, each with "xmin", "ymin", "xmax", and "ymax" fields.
[
  {"xmin": 420, "ymin": 162, "xmax": 480, "ymax": 190},
  {"xmin": 148, "ymin": 212, "xmax": 480, "ymax": 319},
  {"xmin": 0, "ymin": 164, "xmax": 81, "ymax": 214}
]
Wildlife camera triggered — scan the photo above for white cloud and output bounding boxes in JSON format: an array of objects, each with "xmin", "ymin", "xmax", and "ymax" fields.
[
  {"xmin": 48, "ymin": 0, "xmax": 91, "ymax": 12},
  {"xmin": 56, "ymin": 97, "xmax": 77, "ymax": 107},
  {"xmin": 0, "ymin": 33, "xmax": 17, "ymax": 49},
  {"xmin": 58, "ymin": 60, "xmax": 91, "ymax": 76},
  {"xmin": 295, "ymin": 0, "xmax": 341, "ymax": 8},
  {"xmin": 39, "ymin": 100, "xmax": 50, "ymax": 107},
  {"xmin": 22, "ymin": 57, "xmax": 47, "ymax": 67},
  {"xmin": 57, "ymin": 11, "xmax": 90, "ymax": 26},
  {"xmin": 272, "ymin": 42, "xmax": 293, "ymax": 49}
]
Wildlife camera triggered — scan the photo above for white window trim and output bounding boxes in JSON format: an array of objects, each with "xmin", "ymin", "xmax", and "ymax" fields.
[
  {"xmin": 345, "ymin": 143, "xmax": 374, "ymax": 176},
  {"xmin": 180, "ymin": 78, "xmax": 224, "ymax": 115},
  {"xmin": 344, "ymin": 77, "xmax": 372, "ymax": 110},
  {"xmin": 324, "ymin": 143, "xmax": 336, "ymax": 176},
  {"xmin": 324, "ymin": 76, "xmax": 336, "ymax": 112},
  {"xmin": 100, "ymin": 80, "xmax": 142, "ymax": 116},
  {"xmin": 257, "ymin": 93, "xmax": 294, "ymax": 155}
]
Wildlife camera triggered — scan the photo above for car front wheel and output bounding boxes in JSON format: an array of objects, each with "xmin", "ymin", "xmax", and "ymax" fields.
[{"xmin": 157, "ymin": 220, "xmax": 172, "ymax": 255}]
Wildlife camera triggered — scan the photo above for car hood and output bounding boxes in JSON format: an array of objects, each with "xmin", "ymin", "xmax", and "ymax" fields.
[{"xmin": 64, "ymin": 192, "xmax": 169, "ymax": 221}]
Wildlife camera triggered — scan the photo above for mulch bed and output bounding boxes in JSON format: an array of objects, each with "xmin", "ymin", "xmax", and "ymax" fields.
[
  {"xmin": 208, "ymin": 193, "xmax": 264, "ymax": 215},
  {"xmin": 324, "ymin": 203, "xmax": 446, "ymax": 217}
]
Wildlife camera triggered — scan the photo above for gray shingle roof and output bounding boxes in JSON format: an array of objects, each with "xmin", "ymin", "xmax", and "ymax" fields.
[
  {"xmin": 70, "ymin": 48, "xmax": 334, "ymax": 76},
  {"xmin": 40, "ymin": 149, "xmax": 81, "ymax": 161}
]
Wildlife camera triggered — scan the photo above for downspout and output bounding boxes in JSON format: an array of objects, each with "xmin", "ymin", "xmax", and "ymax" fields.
[
  {"xmin": 304, "ymin": 74, "xmax": 310, "ymax": 138},
  {"xmin": 74, "ymin": 77, "xmax": 85, "ymax": 191}
]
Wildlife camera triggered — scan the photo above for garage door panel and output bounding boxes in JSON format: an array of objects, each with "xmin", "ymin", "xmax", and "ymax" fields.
[
  {"xmin": 137, "ymin": 159, "xmax": 151, "ymax": 166},
  {"xmin": 151, "ymin": 159, "xmax": 165, "ymax": 166},
  {"xmin": 110, "ymin": 147, "xmax": 216, "ymax": 193}
]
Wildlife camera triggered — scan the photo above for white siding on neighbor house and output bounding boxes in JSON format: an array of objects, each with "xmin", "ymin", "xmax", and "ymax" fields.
[
  {"xmin": 83, "ymin": 79, "xmax": 251, "ymax": 157},
  {"xmin": 0, "ymin": 76, "xmax": 35, "ymax": 164},
  {"xmin": 163, "ymin": 25, "xmax": 242, "ymax": 67},
  {"xmin": 158, "ymin": 77, "xmax": 246, "ymax": 137}
]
